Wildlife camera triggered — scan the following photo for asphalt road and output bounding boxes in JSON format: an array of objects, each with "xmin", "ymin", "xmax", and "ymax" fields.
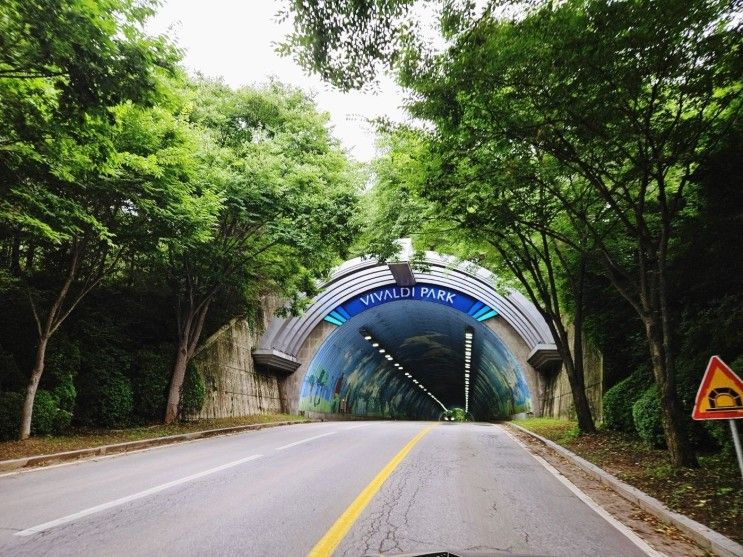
[{"xmin": 0, "ymin": 421, "xmax": 652, "ymax": 556}]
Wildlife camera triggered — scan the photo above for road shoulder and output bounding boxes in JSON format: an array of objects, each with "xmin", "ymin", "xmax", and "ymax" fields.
[{"xmin": 505, "ymin": 423, "xmax": 743, "ymax": 557}]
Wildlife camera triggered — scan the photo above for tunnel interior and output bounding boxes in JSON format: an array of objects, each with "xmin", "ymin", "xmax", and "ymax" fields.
[{"xmin": 298, "ymin": 289, "xmax": 532, "ymax": 420}]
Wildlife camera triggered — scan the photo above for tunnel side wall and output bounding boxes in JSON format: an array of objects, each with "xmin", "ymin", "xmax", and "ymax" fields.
[
  {"xmin": 186, "ymin": 315, "xmax": 602, "ymax": 422},
  {"xmin": 278, "ymin": 320, "xmax": 336, "ymax": 416},
  {"xmin": 483, "ymin": 316, "xmax": 542, "ymax": 417}
]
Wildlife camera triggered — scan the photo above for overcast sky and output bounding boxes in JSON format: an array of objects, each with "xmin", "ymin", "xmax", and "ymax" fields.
[{"xmin": 147, "ymin": 0, "xmax": 408, "ymax": 163}]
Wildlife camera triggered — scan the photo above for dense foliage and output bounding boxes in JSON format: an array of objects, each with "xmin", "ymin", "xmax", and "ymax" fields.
[
  {"xmin": 0, "ymin": 1, "xmax": 361, "ymax": 438},
  {"xmin": 286, "ymin": 0, "xmax": 742, "ymax": 466},
  {"xmin": 603, "ymin": 368, "xmax": 653, "ymax": 434}
]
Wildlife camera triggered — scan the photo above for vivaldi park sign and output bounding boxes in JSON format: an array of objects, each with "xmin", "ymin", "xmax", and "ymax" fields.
[{"xmin": 323, "ymin": 283, "xmax": 498, "ymax": 326}]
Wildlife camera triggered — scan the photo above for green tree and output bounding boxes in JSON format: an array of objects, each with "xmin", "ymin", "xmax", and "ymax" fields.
[
  {"xmin": 367, "ymin": 128, "xmax": 597, "ymax": 432},
  {"xmin": 285, "ymin": 0, "xmax": 741, "ymax": 466},
  {"xmin": 1, "ymin": 80, "xmax": 214, "ymax": 440},
  {"xmin": 160, "ymin": 80, "xmax": 361, "ymax": 423},
  {"xmin": 279, "ymin": 0, "xmax": 419, "ymax": 91},
  {"xmin": 405, "ymin": 0, "xmax": 740, "ymax": 466},
  {"xmin": 0, "ymin": 0, "xmax": 188, "ymax": 439}
]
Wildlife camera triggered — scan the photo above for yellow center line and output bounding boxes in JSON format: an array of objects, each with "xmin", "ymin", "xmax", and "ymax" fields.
[{"xmin": 307, "ymin": 424, "xmax": 436, "ymax": 557}]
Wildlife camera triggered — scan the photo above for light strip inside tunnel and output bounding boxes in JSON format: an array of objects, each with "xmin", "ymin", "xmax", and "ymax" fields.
[
  {"xmin": 359, "ymin": 329, "xmax": 448, "ymax": 412},
  {"xmin": 464, "ymin": 326, "xmax": 473, "ymax": 413}
]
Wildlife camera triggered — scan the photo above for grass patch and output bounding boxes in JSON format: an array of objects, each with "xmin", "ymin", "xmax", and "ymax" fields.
[
  {"xmin": 512, "ymin": 417, "xmax": 580, "ymax": 445},
  {"xmin": 0, "ymin": 413, "xmax": 308, "ymax": 461},
  {"xmin": 512, "ymin": 417, "xmax": 742, "ymax": 544}
]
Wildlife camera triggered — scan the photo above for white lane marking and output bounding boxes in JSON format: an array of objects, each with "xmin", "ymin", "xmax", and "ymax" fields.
[
  {"xmin": 498, "ymin": 426, "xmax": 665, "ymax": 557},
  {"xmin": 275, "ymin": 431, "xmax": 337, "ymax": 451},
  {"xmin": 345, "ymin": 423, "xmax": 372, "ymax": 430},
  {"xmin": 15, "ymin": 454, "xmax": 264, "ymax": 537}
]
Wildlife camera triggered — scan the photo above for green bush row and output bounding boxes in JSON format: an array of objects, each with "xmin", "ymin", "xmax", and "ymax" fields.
[{"xmin": 0, "ymin": 347, "xmax": 206, "ymax": 440}]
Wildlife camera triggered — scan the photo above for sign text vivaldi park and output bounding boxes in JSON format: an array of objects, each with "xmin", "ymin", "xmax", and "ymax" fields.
[{"xmin": 323, "ymin": 283, "xmax": 499, "ymax": 326}]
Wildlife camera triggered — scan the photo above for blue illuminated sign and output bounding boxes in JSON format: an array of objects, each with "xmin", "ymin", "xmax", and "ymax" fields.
[{"xmin": 323, "ymin": 283, "xmax": 498, "ymax": 326}]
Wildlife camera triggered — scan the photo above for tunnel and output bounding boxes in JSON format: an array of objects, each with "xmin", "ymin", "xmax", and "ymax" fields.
[
  {"xmin": 298, "ymin": 291, "xmax": 530, "ymax": 420},
  {"xmin": 254, "ymin": 241, "xmax": 560, "ymax": 421}
]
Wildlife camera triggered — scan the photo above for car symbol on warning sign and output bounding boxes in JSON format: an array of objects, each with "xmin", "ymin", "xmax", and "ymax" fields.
[{"xmin": 692, "ymin": 356, "xmax": 743, "ymax": 420}]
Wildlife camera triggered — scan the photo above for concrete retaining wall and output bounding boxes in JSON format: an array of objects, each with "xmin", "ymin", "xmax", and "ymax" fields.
[
  {"xmin": 190, "ymin": 317, "xmax": 283, "ymax": 419},
  {"xmin": 541, "ymin": 327, "xmax": 603, "ymax": 421}
]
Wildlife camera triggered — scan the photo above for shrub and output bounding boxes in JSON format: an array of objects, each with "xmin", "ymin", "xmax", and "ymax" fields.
[
  {"xmin": 132, "ymin": 348, "xmax": 171, "ymax": 423},
  {"xmin": 603, "ymin": 366, "xmax": 652, "ymax": 432},
  {"xmin": 52, "ymin": 380, "xmax": 77, "ymax": 415},
  {"xmin": 95, "ymin": 372, "xmax": 134, "ymax": 428},
  {"xmin": 53, "ymin": 409, "xmax": 73, "ymax": 434},
  {"xmin": 0, "ymin": 391, "xmax": 23, "ymax": 440},
  {"xmin": 179, "ymin": 362, "xmax": 205, "ymax": 420},
  {"xmin": 632, "ymin": 385, "xmax": 666, "ymax": 448},
  {"xmin": 31, "ymin": 389, "xmax": 58, "ymax": 436},
  {"xmin": 76, "ymin": 348, "xmax": 134, "ymax": 428},
  {"xmin": 45, "ymin": 338, "xmax": 80, "ymax": 415},
  {"xmin": 76, "ymin": 370, "xmax": 134, "ymax": 428}
]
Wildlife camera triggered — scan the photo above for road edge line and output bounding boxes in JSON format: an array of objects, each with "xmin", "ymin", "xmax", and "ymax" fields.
[
  {"xmin": 308, "ymin": 424, "xmax": 435, "ymax": 557},
  {"xmin": 15, "ymin": 454, "xmax": 264, "ymax": 537},
  {"xmin": 499, "ymin": 425, "xmax": 664, "ymax": 557},
  {"xmin": 507, "ymin": 423, "xmax": 743, "ymax": 557}
]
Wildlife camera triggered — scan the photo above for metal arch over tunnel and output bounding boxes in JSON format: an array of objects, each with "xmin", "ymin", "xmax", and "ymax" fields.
[{"xmin": 254, "ymin": 241, "xmax": 561, "ymax": 420}]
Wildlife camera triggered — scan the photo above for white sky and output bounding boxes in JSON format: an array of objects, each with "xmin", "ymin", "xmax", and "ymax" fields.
[{"xmin": 147, "ymin": 0, "xmax": 409, "ymax": 163}]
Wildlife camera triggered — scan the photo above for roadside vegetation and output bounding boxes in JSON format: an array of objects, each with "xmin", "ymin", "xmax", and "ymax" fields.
[
  {"xmin": 0, "ymin": 0, "xmax": 361, "ymax": 440},
  {"xmin": 0, "ymin": 0, "xmax": 741, "ymax": 493},
  {"xmin": 513, "ymin": 418, "xmax": 742, "ymax": 544},
  {"xmin": 284, "ymin": 0, "xmax": 742, "ymax": 469},
  {"xmin": 0, "ymin": 413, "xmax": 308, "ymax": 462}
]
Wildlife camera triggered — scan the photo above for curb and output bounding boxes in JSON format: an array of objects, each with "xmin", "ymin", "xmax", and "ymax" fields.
[
  {"xmin": 0, "ymin": 419, "xmax": 313, "ymax": 474},
  {"xmin": 509, "ymin": 423, "xmax": 743, "ymax": 557}
]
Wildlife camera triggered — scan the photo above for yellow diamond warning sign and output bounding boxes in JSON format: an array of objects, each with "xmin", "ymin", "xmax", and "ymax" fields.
[{"xmin": 692, "ymin": 356, "xmax": 743, "ymax": 420}]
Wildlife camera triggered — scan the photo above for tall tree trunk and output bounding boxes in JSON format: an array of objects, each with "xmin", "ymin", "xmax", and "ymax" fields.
[
  {"xmin": 20, "ymin": 335, "xmax": 49, "ymax": 439},
  {"xmin": 554, "ymin": 321, "xmax": 596, "ymax": 434},
  {"xmin": 164, "ymin": 297, "xmax": 210, "ymax": 424},
  {"xmin": 164, "ymin": 337, "xmax": 189, "ymax": 424},
  {"xmin": 569, "ymin": 258, "xmax": 595, "ymax": 433},
  {"xmin": 643, "ymin": 316, "xmax": 697, "ymax": 467}
]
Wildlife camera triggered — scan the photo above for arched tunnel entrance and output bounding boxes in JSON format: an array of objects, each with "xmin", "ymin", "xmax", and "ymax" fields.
[
  {"xmin": 253, "ymin": 242, "xmax": 562, "ymax": 421},
  {"xmin": 299, "ymin": 291, "xmax": 530, "ymax": 420}
]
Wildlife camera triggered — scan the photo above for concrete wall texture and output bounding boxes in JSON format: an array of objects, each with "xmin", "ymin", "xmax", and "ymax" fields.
[
  {"xmin": 541, "ymin": 327, "xmax": 604, "ymax": 422},
  {"xmin": 190, "ymin": 318, "xmax": 282, "ymax": 419}
]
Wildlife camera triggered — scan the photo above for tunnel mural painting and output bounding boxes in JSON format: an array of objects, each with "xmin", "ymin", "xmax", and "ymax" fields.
[{"xmin": 300, "ymin": 295, "xmax": 531, "ymax": 420}]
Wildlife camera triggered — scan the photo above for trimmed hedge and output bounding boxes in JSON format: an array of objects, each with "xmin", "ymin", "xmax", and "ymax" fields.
[
  {"xmin": 603, "ymin": 366, "xmax": 652, "ymax": 432},
  {"xmin": 632, "ymin": 385, "xmax": 666, "ymax": 448}
]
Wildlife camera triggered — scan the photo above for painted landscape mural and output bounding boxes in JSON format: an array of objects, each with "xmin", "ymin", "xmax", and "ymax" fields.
[{"xmin": 298, "ymin": 299, "xmax": 531, "ymax": 420}]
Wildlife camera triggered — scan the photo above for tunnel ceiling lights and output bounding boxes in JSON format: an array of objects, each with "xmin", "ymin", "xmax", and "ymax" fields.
[
  {"xmin": 464, "ymin": 325, "xmax": 474, "ymax": 414},
  {"xmin": 359, "ymin": 328, "xmax": 448, "ymax": 412}
]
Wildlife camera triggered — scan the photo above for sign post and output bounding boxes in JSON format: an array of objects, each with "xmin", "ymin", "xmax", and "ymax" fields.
[
  {"xmin": 691, "ymin": 355, "xmax": 743, "ymax": 481},
  {"xmin": 731, "ymin": 420, "xmax": 743, "ymax": 482}
]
